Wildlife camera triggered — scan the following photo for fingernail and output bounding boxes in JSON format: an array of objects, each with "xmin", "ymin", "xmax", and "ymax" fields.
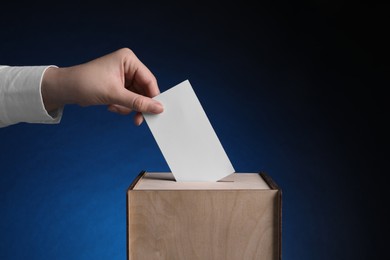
[
  {"xmin": 151, "ymin": 101, "xmax": 164, "ymax": 114},
  {"xmin": 108, "ymin": 106, "xmax": 118, "ymax": 113},
  {"xmin": 136, "ymin": 118, "xmax": 143, "ymax": 126},
  {"xmin": 134, "ymin": 113, "xmax": 143, "ymax": 126}
]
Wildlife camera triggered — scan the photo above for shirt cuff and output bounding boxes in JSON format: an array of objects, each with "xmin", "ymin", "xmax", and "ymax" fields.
[{"xmin": 0, "ymin": 65, "xmax": 63, "ymax": 127}]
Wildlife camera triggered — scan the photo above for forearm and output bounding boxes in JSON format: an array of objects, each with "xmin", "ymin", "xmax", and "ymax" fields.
[{"xmin": 1, "ymin": 48, "xmax": 163, "ymax": 128}]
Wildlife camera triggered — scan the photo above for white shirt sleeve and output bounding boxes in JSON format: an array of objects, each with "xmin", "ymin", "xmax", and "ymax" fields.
[{"xmin": 0, "ymin": 65, "xmax": 63, "ymax": 128}]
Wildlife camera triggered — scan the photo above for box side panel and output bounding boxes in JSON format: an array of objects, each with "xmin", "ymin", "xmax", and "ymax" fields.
[
  {"xmin": 127, "ymin": 189, "xmax": 129, "ymax": 260},
  {"xmin": 127, "ymin": 171, "xmax": 145, "ymax": 260},
  {"xmin": 128, "ymin": 171, "xmax": 146, "ymax": 191},
  {"xmin": 260, "ymin": 172, "xmax": 282, "ymax": 259},
  {"xmin": 277, "ymin": 189, "xmax": 282, "ymax": 260},
  {"xmin": 260, "ymin": 172, "xmax": 280, "ymax": 190},
  {"xmin": 259, "ymin": 172, "xmax": 282, "ymax": 259},
  {"xmin": 128, "ymin": 190, "xmax": 280, "ymax": 260}
]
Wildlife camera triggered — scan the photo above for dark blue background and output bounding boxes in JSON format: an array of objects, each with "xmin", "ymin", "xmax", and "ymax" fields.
[{"xmin": 1, "ymin": 2, "xmax": 387, "ymax": 259}]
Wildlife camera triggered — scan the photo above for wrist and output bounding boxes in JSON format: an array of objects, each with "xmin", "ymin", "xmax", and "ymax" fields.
[{"xmin": 41, "ymin": 66, "xmax": 67, "ymax": 112}]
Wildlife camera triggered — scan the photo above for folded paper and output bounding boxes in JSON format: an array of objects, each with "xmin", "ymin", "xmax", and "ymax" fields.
[{"xmin": 143, "ymin": 80, "xmax": 235, "ymax": 181}]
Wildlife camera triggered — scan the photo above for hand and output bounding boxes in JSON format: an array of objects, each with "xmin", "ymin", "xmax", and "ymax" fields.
[{"xmin": 41, "ymin": 48, "xmax": 163, "ymax": 125}]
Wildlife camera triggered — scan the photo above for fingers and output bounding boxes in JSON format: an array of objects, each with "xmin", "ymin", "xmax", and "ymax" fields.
[
  {"xmin": 134, "ymin": 112, "xmax": 144, "ymax": 126},
  {"xmin": 107, "ymin": 104, "xmax": 145, "ymax": 126},
  {"xmin": 107, "ymin": 48, "xmax": 164, "ymax": 126},
  {"xmin": 122, "ymin": 48, "xmax": 160, "ymax": 98},
  {"xmin": 107, "ymin": 104, "xmax": 132, "ymax": 115},
  {"xmin": 132, "ymin": 93, "xmax": 163, "ymax": 114},
  {"xmin": 113, "ymin": 88, "xmax": 163, "ymax": 114},
  {"xmin": 108, "ymin": 104, "xmax": 149, "ymax": 126}
]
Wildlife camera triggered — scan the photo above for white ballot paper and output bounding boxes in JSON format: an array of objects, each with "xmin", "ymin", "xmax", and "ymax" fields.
[{"xmin": 143, "ymin": 80, "xmax": 235, "ymax": 182}]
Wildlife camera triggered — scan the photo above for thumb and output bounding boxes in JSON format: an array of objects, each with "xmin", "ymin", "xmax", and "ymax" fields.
[{"xmin": 115, "ymin": 89, "xmax": 164, "ymax": 114}]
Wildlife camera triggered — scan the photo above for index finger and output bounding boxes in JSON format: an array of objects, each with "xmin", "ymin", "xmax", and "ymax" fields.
[{"xmin": 122, "ymin": 49, "xmax": 160, "ymax": 98}]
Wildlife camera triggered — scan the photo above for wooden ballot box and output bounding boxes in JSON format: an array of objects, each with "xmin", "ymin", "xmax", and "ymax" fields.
[{"xmin": 127, "ymin": 171, "xmax": 282, "ymax": 260}]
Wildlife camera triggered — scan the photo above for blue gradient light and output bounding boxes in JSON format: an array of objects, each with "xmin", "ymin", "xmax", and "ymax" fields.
[{"xmin": 1, "ymin": 2, "xmax": 381, "ymax": 260}]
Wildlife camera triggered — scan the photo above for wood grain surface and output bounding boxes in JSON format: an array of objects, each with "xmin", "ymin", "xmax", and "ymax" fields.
[{"xmin": 128, "ymin": 181, "xmax": 281, "ymax": 260}]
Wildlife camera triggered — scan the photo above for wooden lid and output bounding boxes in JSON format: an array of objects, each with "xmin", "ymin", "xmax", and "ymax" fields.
[{"xmin": 132, "ymin": 172, "xmax": 270, "ymax": 190}]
